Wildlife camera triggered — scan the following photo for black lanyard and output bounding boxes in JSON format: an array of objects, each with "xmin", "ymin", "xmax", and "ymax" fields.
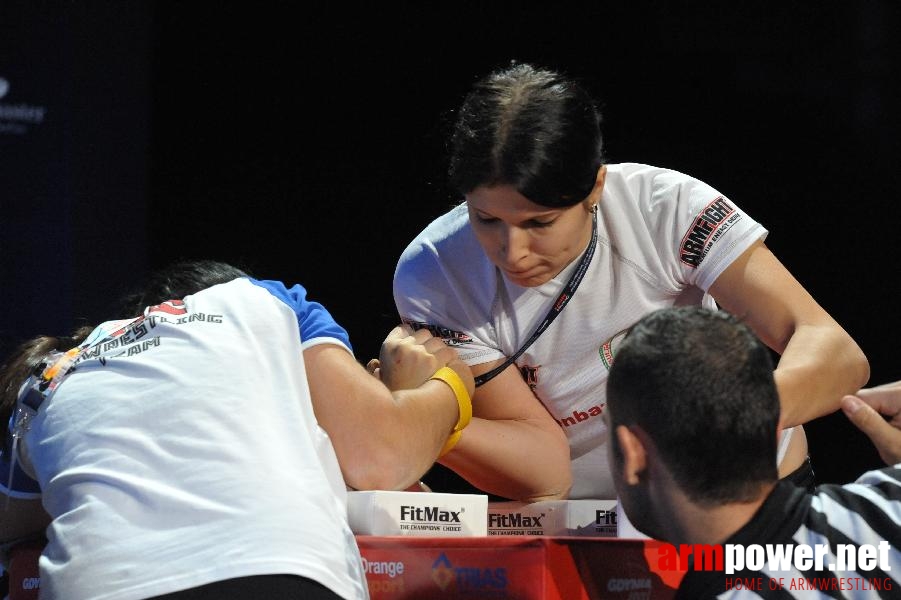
[{"xmin": 474, "ymin": 208, "xmax": 598, "ymax": 387}]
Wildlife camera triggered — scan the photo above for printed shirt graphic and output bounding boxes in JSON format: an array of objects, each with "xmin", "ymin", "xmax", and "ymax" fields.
[
  {"xmin": 394, "ymin": 163, "xmax": 767, "ymax": 499},
  {"xmin": 4, "ymin": 277, "xmax": 368, "ymax": 600},
  {"xmin": 678, "ymin": 196, "xmax": 743, "ymax": 268}
]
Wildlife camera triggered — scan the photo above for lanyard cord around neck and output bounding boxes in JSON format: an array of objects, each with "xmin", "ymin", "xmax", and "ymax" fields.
[
  {"xmin": 14, "ymin": 316, "xmax": 143, "ymax": 418},
  {"xmin": 4, "ymin": 313, "xmax": 153, "ymax": 506},
  {"xmin": 474, "ymin": 207, "xmax": 599, "ymax": 387},
  {"xmin": 4, "ymin": 316, "xmax": 146, "ymax": 506}
]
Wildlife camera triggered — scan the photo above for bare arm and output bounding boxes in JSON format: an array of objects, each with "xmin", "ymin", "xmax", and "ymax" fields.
[
  {"xmin": 305, "ymin": 326, "xmax": 473, "ymax": 491},
  {"xmin": 438, "ymin": 360, "xmax": 572, "ymax": 502},
  {"xmin": 710, "ymin": 241, "xmax": 869, "ymax": 428}
]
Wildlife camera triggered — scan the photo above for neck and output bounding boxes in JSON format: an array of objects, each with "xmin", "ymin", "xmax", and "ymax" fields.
[{"xmin": 665, "ymin": 482, "xmax": 776, "ymax": 546}]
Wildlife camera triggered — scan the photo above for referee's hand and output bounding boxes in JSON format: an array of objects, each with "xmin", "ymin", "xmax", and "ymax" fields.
[{"xmin": 842, "ymin": 381, "xmax": 901, "ymax": 465}]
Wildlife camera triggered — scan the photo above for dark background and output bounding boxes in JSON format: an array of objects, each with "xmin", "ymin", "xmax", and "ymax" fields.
[{"xmin": 2, "ymin": 1, "xmax": 899, "ymax": 491}]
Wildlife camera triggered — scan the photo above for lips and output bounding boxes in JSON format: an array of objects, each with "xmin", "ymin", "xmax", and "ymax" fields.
[
  {"xmin": 502, "ymin": 267, "xmax": 548, "ymax": 286},
  {"xmin": 503, "ymin": 267, "xmax": 536, "ymax": 278}
]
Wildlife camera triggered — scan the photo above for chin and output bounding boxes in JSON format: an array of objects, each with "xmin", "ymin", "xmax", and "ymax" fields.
[{"xmin": 507, "ymin": 272, "xmax": 552, "ymax": 287}]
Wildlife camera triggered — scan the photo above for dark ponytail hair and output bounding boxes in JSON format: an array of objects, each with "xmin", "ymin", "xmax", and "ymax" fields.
[
  {"xmin": 116, "ymin": 259, "xmax": 250, "ymax": 316},
  {"xmin": 448, "ymin": 62, "xmax": 604, "ymax": 207}
]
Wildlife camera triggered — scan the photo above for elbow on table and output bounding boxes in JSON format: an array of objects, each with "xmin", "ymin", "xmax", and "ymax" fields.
[
  {"xmin": 509, "ymin": 463, "xmax": 573, "ymax": 503},
  {"xmin": 341, "ymin": 445, "xmax": 421, "ymax": 492},
  {"xmin": 523, "ymin": 480, "xmax": 572, "ymax": 503},
  {"xmin": 517, "ymin": 434, "xmax": 573, "ymax": 502}
]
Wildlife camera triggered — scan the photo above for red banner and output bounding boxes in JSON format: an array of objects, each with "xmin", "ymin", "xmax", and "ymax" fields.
[
  {"xmin": 7, "ymin": 536, "xmax": 684, "ymax": 599},
  {"xmin": 357, "ymin": 535, "xmax": 685, "ymax": 599}
]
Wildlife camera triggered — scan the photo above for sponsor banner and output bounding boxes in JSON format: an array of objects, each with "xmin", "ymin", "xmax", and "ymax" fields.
[
  {"xmin": 7, "ymin": 535, "xmax": 684, "ymax": 599},
  {"xmin": 358, "ymin": 535, "xmax": 683, "ymax": 599},
  {"xmin": 488, "ymin": 500, "xmax": 618, "ymax": 537},
  {"xmin": 348, "ymin": 491, "xmax": 488, "ymax": 537}
]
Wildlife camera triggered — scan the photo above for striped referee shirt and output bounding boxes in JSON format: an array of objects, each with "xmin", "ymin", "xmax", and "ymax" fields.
[{"xmin": 675, "ymin": 465, "xmax": 901, "ymax": 599}]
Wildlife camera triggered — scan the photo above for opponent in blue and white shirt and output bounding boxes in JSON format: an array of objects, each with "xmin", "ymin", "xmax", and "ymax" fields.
[{"xmin": 1, "ymin": 267, "xmax": 473, "ymax": 600}]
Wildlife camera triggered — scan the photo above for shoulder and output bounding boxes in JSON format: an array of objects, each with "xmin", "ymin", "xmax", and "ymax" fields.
[
  {"xmin": 397, "ymin": 204, "xmax": 473, "ymax": 266},
  {"xmin": 236, "ymin": 278, "xmax": 352, "ymax": 353},
  {"xmin": 824, "ymin": 464, "xmax": 901, "ymax": 503},
  {"xmin": 602, "ymin": 162, "xmax": 754, "ymax": 247},
  {"xmin": 192, "ymin": 277, "xmax": 313, "ymax": 319},
  {"xmin": 238, "ymin": 277, "xmax": 310, "ymax": 306},
  {"xmin": 806, "ymin": 465, "xmax": 901, "ymax": 543},
  {"xmin": 604, "ymin": 163, "xmax": 726, "ymax": 212},
  {"xmin": 393, "ymin": 204, "xmax": 499, "ymax": 324},
  {"xmin": 395, "ymin": 204, "xmax": 493, "ymax": 291}
]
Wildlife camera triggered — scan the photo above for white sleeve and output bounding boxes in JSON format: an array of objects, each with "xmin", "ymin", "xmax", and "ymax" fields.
[
  {"xmin": 393, "ymin": 211, "xmax": 506, "ymax": 366},
  {"xmin": 638, "ymin": 166, "xmax": 768, "ymax": 292}
]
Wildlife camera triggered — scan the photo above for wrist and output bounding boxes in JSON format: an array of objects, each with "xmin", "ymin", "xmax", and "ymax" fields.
[{"xmin": 429, "ymin": 366, "xmax": 473, "ymax": 456}]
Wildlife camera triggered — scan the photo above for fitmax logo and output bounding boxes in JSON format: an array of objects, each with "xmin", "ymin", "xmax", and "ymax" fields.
[
  {"xmin": 400, "ymin": 506, "xmax": 462, "ymax": 522},
  {"xmin": 597, "ymin": 509, "xmax": 617, "ymax": 526},
  {"xmin": 489, "ymin": 513, "xmax": 545, "ymax": 528}
]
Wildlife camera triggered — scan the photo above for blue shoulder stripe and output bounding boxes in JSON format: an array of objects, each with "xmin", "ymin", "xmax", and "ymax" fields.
[{"xmin": 247, "ymin": 279, "xmax": 352, "ymax": 352}]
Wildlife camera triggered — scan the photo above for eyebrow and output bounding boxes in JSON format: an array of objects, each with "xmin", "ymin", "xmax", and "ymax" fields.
[{"xmin": 473, "ymin": 207, "xmax": 561, "ymax": 222}]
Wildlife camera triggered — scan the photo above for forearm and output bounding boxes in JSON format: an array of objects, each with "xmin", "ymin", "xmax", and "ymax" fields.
[
  {"xmin": 337, "ymin": 379, "xmax": 463, "ymax": 491},
  {"xmin": 708, "ymin": 242, "xmax": 870, "ymax": 428},
  {"xmin": 439, "ymin": 417, "xmax": 572, "ymax": 501},
  {"xmin": 775, "ymin": 323, "xmax": 869, "ymax": 427},
  {"xmin": 305, "ymin": 337, "xmax": 477, "ymax": 491},
  {"xmin": 342, "ymin": 381, "xmax": 459, "ymax": 490}
]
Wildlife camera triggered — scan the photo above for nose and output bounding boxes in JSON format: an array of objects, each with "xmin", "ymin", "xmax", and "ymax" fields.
[{"xmin": 498, "ymin": 225, "xmax": 529, "ymax": 266}]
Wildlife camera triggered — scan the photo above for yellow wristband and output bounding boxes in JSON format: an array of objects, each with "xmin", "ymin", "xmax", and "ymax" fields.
[
  {"xmin": 430, "ymin": 366, "xmax": 472, "ymax": 458},
  {"xmin": 439, "ymin": 430, "xmax": 462, "ymax": 457},
  {"xmin": 429, "ymin": 366, "xmax": 472, "ymax": 433}
]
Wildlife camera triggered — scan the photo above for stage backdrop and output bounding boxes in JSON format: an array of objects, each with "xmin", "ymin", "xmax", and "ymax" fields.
[
  {"xmin": 2, "ymin": 2, "xmax": 899, "ymax": 490},
  {"xmin": 0, "ymin": 2, "xmax": 151, "ymax": 360}
]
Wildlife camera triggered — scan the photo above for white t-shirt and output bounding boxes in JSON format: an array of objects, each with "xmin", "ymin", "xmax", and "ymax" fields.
[
  {"xmin": 394, "ymin": 163, "xmax": 772, "ymax": 499},
  {"xmin": 3, "ymin": 277, "xmax": 369, "ymax": 600}
]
